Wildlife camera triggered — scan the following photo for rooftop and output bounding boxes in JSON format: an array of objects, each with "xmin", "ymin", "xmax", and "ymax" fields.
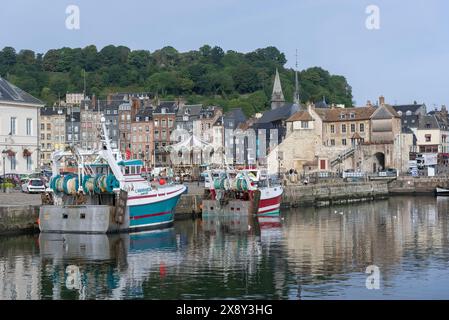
[{"xmin": 0, "ymin": 77, "xmax": 44, "ymax": 106}]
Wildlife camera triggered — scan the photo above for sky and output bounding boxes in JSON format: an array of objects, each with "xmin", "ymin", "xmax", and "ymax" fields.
[{"xmin": 0, "ymin": 0, "xmax": 448, "ymax": 108}]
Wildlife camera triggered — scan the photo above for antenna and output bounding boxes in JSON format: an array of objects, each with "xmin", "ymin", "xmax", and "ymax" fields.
[
  {"xmin": 83, "ymin": 69, "xmax": 86, "ymax": 100},
  {"xmin": 295, "ymin": 49, "xmax": 299, "ymax": 70}
]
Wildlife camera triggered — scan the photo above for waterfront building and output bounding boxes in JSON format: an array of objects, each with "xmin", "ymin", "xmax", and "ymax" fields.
[
  {"xmin": 193, "ymin": 106, "xmax": 222, "ymax": 144},
  {"xmin": 176, "ymin": 104, "xmax": 203, "ymax": 133},
  {"xmin": 0, "ymin": 77, "xmax": 44, "ymax": 175},
  {"xmin": 103, "ymin": 102, "xmax": 120, "ymax": 150},
  {"xmin": 153, "ymin": 101, "xmax": 178, "ymax": 166},
  {"xmin": 65, "ymin": 106, "xmax": 81, "ymax": 148},
  {"xmin": 130, "ymin": 106, "xmax": 154, "ymax": 167},
  {"xmin": 80, "ymin": 99, "xmax": 103, "ymax": 150},
  {"xmin": 66, "ymin": 93, "xmax": 85, "ymax": 106},
  {"xmin": 39, "ymin": 106, "xmax": 66, "ymax": 166}
]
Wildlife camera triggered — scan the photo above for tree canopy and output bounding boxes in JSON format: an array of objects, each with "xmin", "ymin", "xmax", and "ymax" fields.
[{"xmin": 0, "ymin": 45, "xmax": 353, "ymax": 115}]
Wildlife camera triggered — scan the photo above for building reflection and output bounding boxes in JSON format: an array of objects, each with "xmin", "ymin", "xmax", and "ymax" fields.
[
  {"xmin": 283, "ymin": 196, "xmax": 449, "ymax": 288},
  {"xmin": 1, "ymin": 196, "xmax": 449, "ymax": 299}
]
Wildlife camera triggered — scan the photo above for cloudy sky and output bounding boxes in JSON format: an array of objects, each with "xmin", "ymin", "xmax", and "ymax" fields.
[{"xmin": 1, "ymin": 0, "xmax": 447, "ymax": 108}]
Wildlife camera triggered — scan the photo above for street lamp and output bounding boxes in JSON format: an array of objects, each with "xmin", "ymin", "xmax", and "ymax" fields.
[{"xmin": 2, "ymin": 149, "xmax": 7, "ymax": 193}]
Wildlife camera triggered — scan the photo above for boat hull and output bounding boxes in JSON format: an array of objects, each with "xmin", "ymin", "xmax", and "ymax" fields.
[
  {"xmin": 256, "ymin": 186, "xmax": 283, "ymax": 217},
  {"xmin": 436, "ymin": 187, "xmax": 449, "ymax": 196},
  {"xmin": 39, "ymin": 185, "xmax": 186, "ymax": 234}
]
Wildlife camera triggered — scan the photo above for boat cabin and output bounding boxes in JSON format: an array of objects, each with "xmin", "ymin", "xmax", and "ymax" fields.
[{"xmin": 118, "ymin": 160, "xmax": 144, "ymax": 177}]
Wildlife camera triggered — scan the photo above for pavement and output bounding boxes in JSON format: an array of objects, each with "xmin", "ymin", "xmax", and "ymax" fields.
[{"xmin": 0, "ymin": 191, "xmax": 41, "ymax": 206}]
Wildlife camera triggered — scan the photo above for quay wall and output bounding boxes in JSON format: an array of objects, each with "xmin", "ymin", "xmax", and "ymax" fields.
[
  {"xmin": 281, "ymin": 181, "xmax": 389, "ymax": 208},
  {"xmin": 2, "ymin": 177, "xmax": 448, "ymax": 235},
  {"xmin": 0, "ymin": 205, "xmax": 39, "ymax": 235},
  {"xmin": 388, "ymin": 176, "xmax": 448, "ymax": 194}
]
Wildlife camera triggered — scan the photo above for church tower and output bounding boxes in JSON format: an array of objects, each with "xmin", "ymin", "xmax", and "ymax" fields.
[{"xmin": 271, "ymin": 68, "xmax": 285, "ymax": 110}]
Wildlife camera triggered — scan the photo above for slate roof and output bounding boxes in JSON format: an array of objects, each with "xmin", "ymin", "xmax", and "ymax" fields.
[
  {"xmin": 418, "ymin": 115, "xmax": 439, "ymax": 130},
  {"xmin": 177, "ymin": 104, "xmax": 203, "ymax": 119},
  {"xmin": 0, "ymin": 77, "xmax": 44, "ymax": 106},
  {"xmin": 257, "ymin": 103, "xmax": 300, "ymax": 124},
  {"xmin": 40, "ymin": 107, "xmax": 64, "ymax": 116},
  {"xmin": 392, "ymin": 104, "xmax": 426, "ymax": 115},
  {"xmin": 135, "ymin": 107, "xmax": 153, "ymax": 120},
  {"xmin": 154, "ymin": 101, "xmax": 178, "ymax": 114},
  {"xmin": 314, "ymin": 106, "xmax": 376, "ymax": 122}
]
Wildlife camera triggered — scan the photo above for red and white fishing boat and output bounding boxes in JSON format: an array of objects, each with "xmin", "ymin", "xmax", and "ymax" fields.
[{"xmin": 202, "ymin": 168, "xmax": 283, "ymax": 216}]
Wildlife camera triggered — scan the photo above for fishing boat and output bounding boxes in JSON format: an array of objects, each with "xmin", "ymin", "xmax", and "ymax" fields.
[
  {"xmin": 202, "ymin": 168, "xmax": 283, "ymax": 217},
  {"xmin": 39, "ymin": 118, "xmax": 186, "ymax": 234},
  {"xmin": 435, "ymin": 186, "xmax": 449, "ymax": 196}
]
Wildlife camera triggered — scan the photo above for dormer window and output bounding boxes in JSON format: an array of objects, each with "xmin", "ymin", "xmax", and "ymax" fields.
[
  {"xmin": 426, "ymin": 123, "xmax": 431, "ymax": 129},
  {"xmin": 136, "ymin": 117, "xmax": 140, "ymax": 122},
  {"xmin": 397, "ymin": 111, "xmax": 403, "ymax": 116},
  {"xmin": 349, "ymin": 113, "xmax": 355, "ymax": 119},
  {"xmin": 162, "ymin": 108, "xmax": 167, "ymax": 114},
  {"xmin": 406, "ymin": 110, "xmax": 412, "ymax": 116},
  {"xmin": 340, "ymin": 113, "xmax": 346, "ymax": 119},
  {"xmin": 145, "ymin": 117, "xmax": 149, "ymax": 121}
]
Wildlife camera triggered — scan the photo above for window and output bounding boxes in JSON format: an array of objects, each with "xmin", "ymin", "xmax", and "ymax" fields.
[
  {"xmin": 301, "ymin": 121, "xmax": 309, "ymax": 129},
  {"xmin": 330, "ymin": 139, "xmax": 335, "ymax": 146},
  {"xmin": 10, "ymin": 117, "xmax": 17, "ymax": 135},
  {"xmin": 26, "ymin": 156, "xmax": 32, "ymax": 171},
  {"xmin": 162, "ymin": 120, "xmax": 166, "ymax": 127},
  {"xmin": 330, "ymin": 125, "xmax": 335, "ymax": 134},
  {"xmin": 351, "ymin": 124, "xmax": 355, "ymax": 133},
  {"xmin": 360, "ymin": 123, "xmax": 365, "ymax": 132},
  {"xmin": 47, "ymin": 123, "xmax": 51, "ymax": 130},
  {"xmin": 41, "ymin": 133, "xmax": 45, "ymax": 140},
  {"xmin": 107, "ymin": 110, "xmax": 111, "ymax": 115},
  {"xmin": 342, "ymin": 124, "xmax": 347, "ymax": 133},
  {"xmin": 169, "ymin": 119, "xmax": 173, "ymax": 127},
  {"xmin": 136, "ymin": 116, "xmax": 140, "ymax": 122},
  {"xmin": 406, "ymin": 110, "xmax": 412, "ymax": 116},
  {"xmin": 426, "ymin": 123, "xmax": 431, "ymax": 129},
  {"xmin": 47, "ymin": 143, "xmax": 51, "ymax": 149},
  {"xmin": 340, "ymin": 113, "xmax": 346, "ymax": 119},
  {"xmin": 41, "ymin": 123, "xmax": 45, "ymax": 130},
  {"xmin": 349, "ymin": 113, "xmax": 355, "ymax": 119},
  {"xmin": 155, "ymin": 120, "xmax": 159, "ymax": 127},
  {"xmin": 342, "ymin": 139, "xmax": 347, "ymax": 146},
  {"xmin": 425, "ymin": 134, "xmax": 431, "ymax": 142},
  {"xmin": 47, "ymin": 134, "xmax": 51, "ymax": 140},
  {"xmin": 114, "ymin": 110, "xmax": 118, "ymax": 115},
  {"xmin": 10, "ymin": 156, "xmax": 16, "ymax": 170},
  {"xmin": 127, "ymin": 114, "xmax": 131, "ymax": 121}
]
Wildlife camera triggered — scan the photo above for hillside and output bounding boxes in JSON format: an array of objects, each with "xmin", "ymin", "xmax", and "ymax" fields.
[{"xmin": 0, "ymin": 45, "xmax": 353, "ymax": 115}]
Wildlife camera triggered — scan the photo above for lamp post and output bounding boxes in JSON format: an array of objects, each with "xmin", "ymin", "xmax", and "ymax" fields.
[{"xmin": 2, "ymin": 150, "xmax": 7, "ymax": 193}]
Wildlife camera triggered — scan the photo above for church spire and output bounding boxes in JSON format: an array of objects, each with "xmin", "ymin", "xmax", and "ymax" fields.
[{"xmin": 271, "ymin": 68, "xmax": 285, "ymax": 110}]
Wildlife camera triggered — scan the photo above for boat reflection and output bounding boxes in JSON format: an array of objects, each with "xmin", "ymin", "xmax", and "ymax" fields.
[
  {"xmin": 201, "ymin": 213, "xmax": 256, "ymax": 235},
  {"xmin": 38, "ymin": 229, "xmax": 181, "ymax": 299}
]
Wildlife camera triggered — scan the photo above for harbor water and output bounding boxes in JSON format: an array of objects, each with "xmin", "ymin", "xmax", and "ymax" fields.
[{"xmin": 1, "ymin": 195, "xmax": 449, "ymax": 300}]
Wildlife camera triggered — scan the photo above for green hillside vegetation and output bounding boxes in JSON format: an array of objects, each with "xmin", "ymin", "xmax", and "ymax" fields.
[{"xmin": 0, "ymin": 45, "xmax": 353, "ymax": 116}]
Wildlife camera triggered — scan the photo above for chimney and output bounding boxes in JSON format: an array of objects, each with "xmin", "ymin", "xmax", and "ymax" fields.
[
  {"xmin": 366, "ymin": 100, "xmax": 372, "ymax": 107},
  {"xmin": 379, "ymin": 95, "xmax": 385, "ymax": 106}
]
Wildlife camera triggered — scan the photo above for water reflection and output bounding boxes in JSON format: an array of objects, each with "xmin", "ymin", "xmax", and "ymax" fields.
[{"xmin": 1, "ymin": 196, "xmax": 449, "ymax": 299}]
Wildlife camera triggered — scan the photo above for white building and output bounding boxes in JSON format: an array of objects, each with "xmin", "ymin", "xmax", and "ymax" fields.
[
  {"xmin": 0, "ymin": 77, "xmax": 44, "ymax": 175},
  {"xmin": 66, "ymin": 93, "xmax": 85, "ymax": 105}
]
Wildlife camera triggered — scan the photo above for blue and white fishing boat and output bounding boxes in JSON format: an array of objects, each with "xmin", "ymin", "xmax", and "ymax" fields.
[{"xmin": 39, "ymin": 118, "xmax": 186, "ymax": 234}]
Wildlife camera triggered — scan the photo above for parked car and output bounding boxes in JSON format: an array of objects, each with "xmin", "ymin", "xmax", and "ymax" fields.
[{"xmin": 21, "ymin": 178, "xmax": 46, "ymax": 193}]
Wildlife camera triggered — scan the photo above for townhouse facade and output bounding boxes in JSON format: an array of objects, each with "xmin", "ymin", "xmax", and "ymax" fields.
[{"xmin": 0, "ymin": 77, "xmax": 44, "ymax": 175}]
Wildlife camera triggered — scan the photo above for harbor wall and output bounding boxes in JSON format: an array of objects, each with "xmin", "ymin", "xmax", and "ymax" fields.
[
  {"xmin": 388, "ymin": 176, "xmax": 448, "ymax": 194},
  {"xmin": 2, "ymin": 177, "xmax": 448, "ymax": 235},
  {"xmin": 282, "ymin": 181, "xmax": 389, "ymax": 208},
  {"xmin": 0, "ymin": 205, "xmax": 39, "ymax": 235}
]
